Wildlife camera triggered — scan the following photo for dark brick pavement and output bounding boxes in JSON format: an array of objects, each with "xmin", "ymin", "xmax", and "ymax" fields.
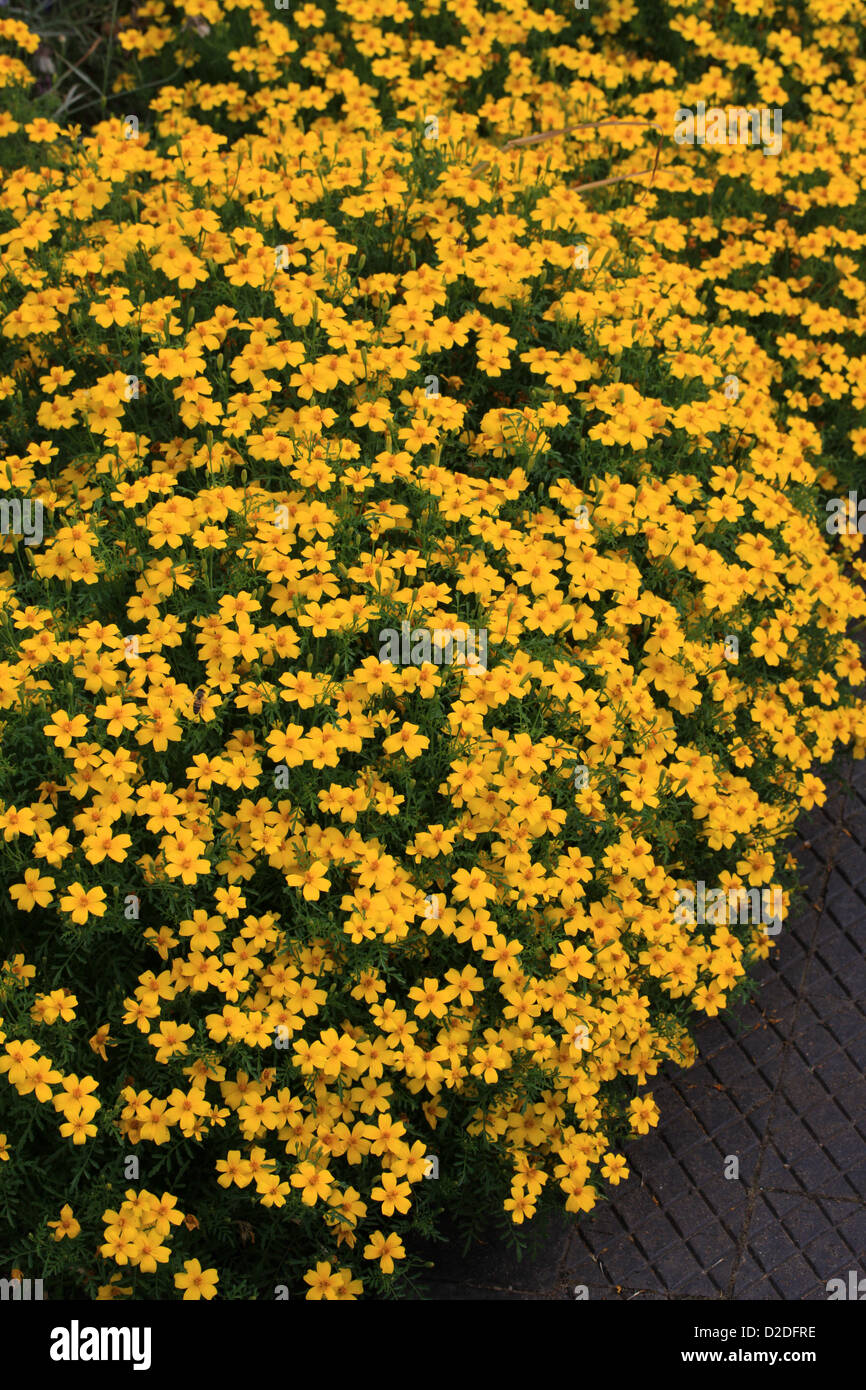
[{"xmin": 422, "ymin": 757, "xmax": 866, "ymax": 1300}]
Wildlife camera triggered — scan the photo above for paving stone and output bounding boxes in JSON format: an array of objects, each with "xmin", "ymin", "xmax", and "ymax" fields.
[
  {"xmin": 773, "ymin": 1102, "xmax": 850, "ymax": 1168},
  {"xmin": 749, "ymin": 1219, "xmax": 801, "ymax": 1274},
  {"xmin": 827, "ymin": 1008, "xmax": 866, "ymax": 1050},
  {"xmin": 778, "ymin": 1200, "xmax": 838, "ymax": 1249},
  {"xmin": 800, "ymin": 1225, "xmax": 862, "ymax": 1286},
  {"xmin": 631, "ymin": 1210, "xmax": 685, "ymax": 1262},
  {"xmin": 743, "ymin": 1097, "xmax": 774, "ymax": 1146},
  {"xmin": 814, "ymin": 1053, "xmax": 866, "ymax": 1113},
  {"xmin": 732, "ymin": 1254, "xmax": 779, "ymax": 1299},
  {"xmin": 816, "ymin": 929, "xmax": 866, "ymax": 975},
  {"xmin": 760, "ymin": 1186, "xmax": 807, "ymax": 1220},
  {"xmin": 420, "ymin": 1212, "xmax": 571, "ymax": 1292},
  {"xmin": 837, "ymin": 844, "xmax": 866, "ymax": 886},
  {"xmin": 803, "ymin": 823, "xmax": 838, "ymax": 855},
  {"xmin": 740, "ymin": 1026, "xmax": 785, "ymax": 1068},
  {"xmin": 714, "ymin": 1118, "xmax": 764, "ymax": 1164},
  {"xmin": 798, "ymin": 1169, "xmax": 864, "ymax": 1201},
  {"xmin": 826, "ymin": 872, "xmax": 859, "ymax": 903},
  {"xmin": 686, "ymin": 1230, "xmax": 736, "ymax": 1291},
  {"xmin": 709, "ymin": 1065, "xmax": 774, "ymax": 1115},
  {"xmin": 668, "ymin": 1089, "xmax": 720, "ymax": 1146},
  {"xmin": 573, "ymin": 1234, "xmax": 655, "ymax": 1286},
  {"xmin": 788, "ymin": 1015, "xmax": 844, "ymax": 1066},
  {"xmin": 653, "ymin": 1244, "xmax": 718, "ymax": 1295},
  {"xmin": 794, "ymin": 849, "xmax": 823, "ymax": 884},
  {"xmin": 641, "ymin": 1166, "xmax": 693, "ymax": 1209},
  {"xmin": 617, "ymin": 1288, "xmax": 671, "ymax": 1300},
  {"xmin": 666, "ymin": 1188, "xmax": 717, "ymax": 1239},
  {"xmin": 835, "ymin": 1206, "xmax": 866, "ymax": 1254},
  {"xmin": 820, "ymin": 1126, "xmax": 866, "ymax": 1176},
  {"xmin": 627, "ymin": 1132, "xmax": 675, "ymax": 1177},
  {"xmin": 836, "ymin": 1154, "xmax": 866, "ymax": 1199},
  {"xmin": 758, "ymin": 974, "xmax": 800, "ymax": 1015},
  {"xmin": 426, "ymin": 1281, "xmax": 548, "ymax": 1300},
  {"xmin": 569, "ymin": 1282, "xmax": 623, "ymax": 1301},
  {"xmin": 681, "ymin": 1145, "xmax": 732, "ymax": 1193},
  {"xmin": 693, "ymin": 1205, "xmax": 746, "ymax": 1250},
  {"xmin": 777, "ymin": 1145, "xmax": 847, "ymax": 1191},
  {"xmin": 769, "ymin": 1253, "xmax": 824, "ymax": 1300},
  {"xmin": 686, "ymin": 1085, "xmax": 744, "ymax": 1133}
]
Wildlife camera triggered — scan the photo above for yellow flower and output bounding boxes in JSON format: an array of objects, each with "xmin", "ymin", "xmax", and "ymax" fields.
[
  {"xmin": 381, "ymin": 721, "xmax": 429, "ymax": 759},
  {"xmin": 303, "ymin": 1262, "xmax": 358, "ymax": 1299},
  {"xmin": 9, "ymin": 868, "xmax": 55, "ymax": 910},
  {"xmin": 89, "ymin": 1025, "xmax": 115, "ymax": 1061},
  {"xmin": 284, "ymin": 856, "xmax": 331, "ymax": 900},
  {"xmin": 47, "ymin": 1204, "xmax": 81, "ymax": 1240},
  {"xmin": 600, "ymin": 1153, "xmax": 629, "ymax": 1185},
  {"xmin": 628, "ymin": 1095, "xmax": 660, "ymax": 1135},
  {"xmin": 290, "ymin": 1162, "xmax": 334, "ymax": 1206},
  {"xmin": 363, "ymin": 1230, "xmax": 406, "ymax": 1273},
  {"xmin": 370, "ymin": 1172, "xmax": 412, "ymax": 1217},
  {"xmin": 58, "ymin": 882, "xmax": 107, "ymax": 924},
  {"xmin": 174, "ymin": 1259, "xmax": 219, "ymax": 1300}
]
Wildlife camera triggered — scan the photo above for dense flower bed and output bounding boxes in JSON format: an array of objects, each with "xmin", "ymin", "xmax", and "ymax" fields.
[{"xmin": 0, "ymin": 0, "xmax": 864, "ymax": 1299}]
